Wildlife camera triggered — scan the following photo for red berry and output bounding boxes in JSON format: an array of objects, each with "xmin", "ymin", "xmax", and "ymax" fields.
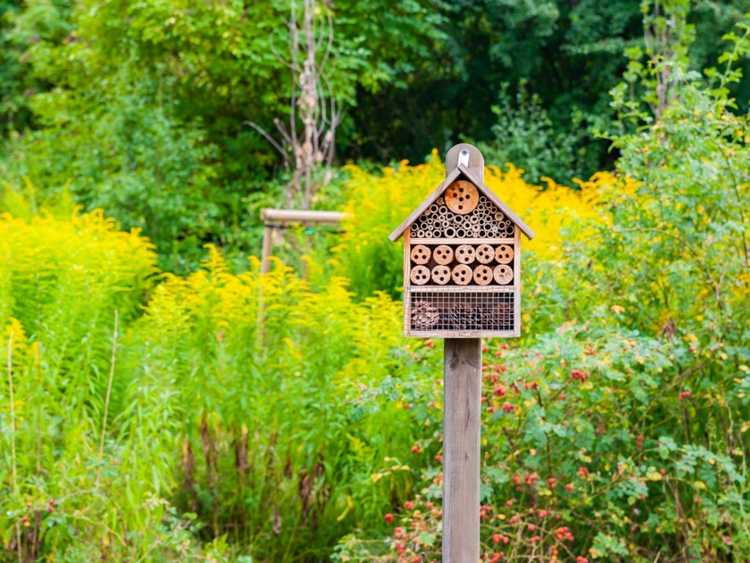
[
  {"xmin": 384, "ymin": 513, "xmax": 394, "ymax": 525},
  {"xmin": 502, "ymin": 402, "xmax": 514, "ymax": 413},
  {"xmin": 679, "ymin": 390, "xmax": 692, "ymax": 400},
  {"xmin": 571, "ymin": 369, "xmax": 588, "ymax": 382},
  {"xmin": 404, "ymin": 500, "xmax": 415, "ymax": 511}
]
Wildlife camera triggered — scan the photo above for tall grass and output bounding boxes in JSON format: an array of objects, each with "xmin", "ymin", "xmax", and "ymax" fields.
[
  {"xmin": 122, "ymin": 248, "xmax": 435, "ymax": 558},
  {"xmin": 0, "ymin": 211, "xmax": 437, "ymax": 560},
  {"xmin": 0, "ymin": 210, "xmax": 182, "ymax": 560}
]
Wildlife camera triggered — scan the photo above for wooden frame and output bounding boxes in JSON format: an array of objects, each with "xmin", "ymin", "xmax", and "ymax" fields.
[
  {"xmin": 260, "ymin": 208, "xmax": 346, "ymax": 272},
  {"xmin": 391, "ymin": 145, "xmax": 532, "ymax": 339}
]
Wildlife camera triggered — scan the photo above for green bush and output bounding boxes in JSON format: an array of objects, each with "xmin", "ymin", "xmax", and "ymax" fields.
[
  {"xmin": 478, "ymin": 84, "xmax": 587, "ymax": 184},
  {"xmin": 334, "ymin": 13, "xmax": 750, "ymax": 562}
]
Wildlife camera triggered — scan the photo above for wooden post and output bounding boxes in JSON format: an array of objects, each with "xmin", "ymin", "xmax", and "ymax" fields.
[
  {"xmin": 261, "ymin": 225, "xmax": 274, "ymax": 273},
  {"xmin": 443, "ymin": 338, "xmax": 482, "ymax": 562}
]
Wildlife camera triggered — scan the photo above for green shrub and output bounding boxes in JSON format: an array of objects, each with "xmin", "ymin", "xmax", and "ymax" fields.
[
  {"xmin": 478, "ymin": 84, "xmax": 587, "ymax": 184},
  {"xmin": 334, "ymin": 13, "xmax": 750, "ymax": 561}
]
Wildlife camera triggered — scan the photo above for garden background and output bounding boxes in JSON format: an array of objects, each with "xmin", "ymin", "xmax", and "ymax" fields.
[{"xmin": 1, "ymin": 0, "xmax": 749, "ymax": 561}]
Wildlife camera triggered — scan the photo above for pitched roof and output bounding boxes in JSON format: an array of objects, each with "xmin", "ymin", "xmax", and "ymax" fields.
[{"xmin": 388, "ymin": 164, "xmax": 535, "ymax": 241}]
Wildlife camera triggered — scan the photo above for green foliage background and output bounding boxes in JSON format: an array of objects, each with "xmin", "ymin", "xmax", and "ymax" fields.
[
  {"xmin": 0, "ymin": 1, "xmax": 749, "ymax": 561},
  {"xmin": 1, "ymin": 0, "xmax": 749, "ymax": 270}
]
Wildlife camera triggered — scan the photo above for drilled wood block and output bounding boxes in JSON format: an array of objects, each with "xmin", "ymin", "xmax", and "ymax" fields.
[
  {"xmin": 411, "ymin": 244, "xmax": 431, "ymax": 265},
  {"xmin": 493, "ymin": 264, "xmax": 513, "ymax": 285},
  {"xmin": 431, "ymin": 265, "xmax": 451, "ymax": 285},
  {"xmin": 475, "ymin": 244, "xmax": 494, "ymax": 264},
  {"xmin": 455, "ymin": 244, "xmax": 475, "ymax": 264},
  {"xmin": 445, "ymin": 180, "xmax": 479, "ymax": 214},
  {"xmin": 495, "ymin": 244, "xmax": 514, "ymax": 264},
  {"xmin": 411, "ymin": 265, "xmax": 431, "ymax": 285},
  {"xmin": 433, "ymin": 244, "xmax": 454, "ymax": 265},
  {"xmin": 452, "ymin": 264, "xmax": 472, "ymax": 285},
  {"xmin": 473, "ymin": 264, "xmax": 493, "ymax": 285}
]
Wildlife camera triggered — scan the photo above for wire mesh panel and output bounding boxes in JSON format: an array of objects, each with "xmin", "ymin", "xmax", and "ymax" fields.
[{"xmin": 408, "ymin": 290, "xmax": 515, "ymax": 334}]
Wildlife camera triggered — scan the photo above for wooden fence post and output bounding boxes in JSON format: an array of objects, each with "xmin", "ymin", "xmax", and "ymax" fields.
[
  {"xmin": 443, "ymin": 338, "xmax": 482, "ymax": 562},
  {"xmin": 259, "ymin": 208, "xmax": 346, "ymax": 273},
  {"xmin": 261, "ymin": 225, "xmax": 274, "ymax": 273}
]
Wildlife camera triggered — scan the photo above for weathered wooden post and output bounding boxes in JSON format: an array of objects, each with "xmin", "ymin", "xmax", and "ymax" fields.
[{"xmin": 389, "ymin": 144, "xmax": 534, "ymax": 562}]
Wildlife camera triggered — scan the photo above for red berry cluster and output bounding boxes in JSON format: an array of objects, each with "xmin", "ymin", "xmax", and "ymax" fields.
[{"xmin": 571, "ymin": 369, "xmax": 588, "ymax": 382}]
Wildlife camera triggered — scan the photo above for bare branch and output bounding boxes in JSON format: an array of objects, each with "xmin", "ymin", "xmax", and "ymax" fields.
[
  {"xmin": 263, "ymin": 0, "xmax": 340, "ymax": 208},
  {"xmin": 246, "ymin": 121, "xmax": 290, "ymax": 167}
]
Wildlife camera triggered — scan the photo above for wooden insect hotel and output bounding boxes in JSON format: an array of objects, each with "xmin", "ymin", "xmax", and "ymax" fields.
[{"xmin": 389, "ymin": 144, "xmax": 534, "ymax": 338}]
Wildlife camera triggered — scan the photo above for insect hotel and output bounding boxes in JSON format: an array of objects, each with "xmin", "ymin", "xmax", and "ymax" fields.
[{"xmin": 389, "ymin": 144, "xmax": 534, "ymax": 338}]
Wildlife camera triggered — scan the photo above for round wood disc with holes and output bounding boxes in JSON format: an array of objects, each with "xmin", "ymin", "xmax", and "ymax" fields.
[
  {"xmin": 431, "ymin": 265, "xmax": 451, "ymax": 285},
  {"xmin": 433, "ymin": 244, "xmax": 454, "ymax": 265},
  {"xmin": 444, "ymin": 180, "xmax": 479, "ymax": 215},
  {"xmin": 474, "ymin": 265, "xmax": 493, "ymax": 285},
  {"xmin": 493, "ymin": 264, "xmax": 513, "ymax": 285},
  {"xmin": 475, "ymin": 244, "xmax": 494, "ymax": 264},
  {"xmin": 410, "ymin": 244, "xmax": 431, "ymax": 265},
  {"xmin": 455, "ymin": 244, "xmax": 476, "ymax": 264},
  {"xmin": 452, "ymin": 264, "xmax": 473, "ymax": 286},
  {"xmin": 494, "ymin": 244, "xmax": 514, "ymax": 264},
  {"xmin": 410, "ymin": 265, "xmax": 431, "ymax": 285}
]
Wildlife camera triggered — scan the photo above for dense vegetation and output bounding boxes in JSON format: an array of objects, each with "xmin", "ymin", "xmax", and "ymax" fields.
[
  {"xmin": 1, "ymin": 0, "xmax": 749, "ymax": 561},
  {"xmin": 1, "ymin": 0, "xmax": 749, "ymax": 269}
]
